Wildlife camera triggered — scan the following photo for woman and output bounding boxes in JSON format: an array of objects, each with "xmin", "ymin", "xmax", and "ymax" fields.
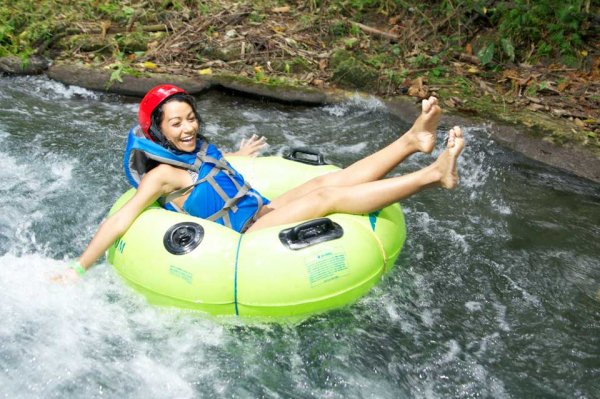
[{"xmin": 60, "ymin": 84, "xmax": 464, "ymax": 280}]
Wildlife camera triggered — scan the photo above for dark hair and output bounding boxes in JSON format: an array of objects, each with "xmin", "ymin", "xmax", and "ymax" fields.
[{"xmin": 148, "ymin": 93, "xmax": 207, "ymax": 153}]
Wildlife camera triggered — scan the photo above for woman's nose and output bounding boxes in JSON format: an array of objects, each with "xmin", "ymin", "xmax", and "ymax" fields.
[{"xmin": 182, "ymin": 120, "xmax": 196, "ymax": 132}]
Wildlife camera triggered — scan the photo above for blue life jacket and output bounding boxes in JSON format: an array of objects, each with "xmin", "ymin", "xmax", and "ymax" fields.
[{"xmin": 123, "ymin": 126, "xmax": 268, "ymax": 232}]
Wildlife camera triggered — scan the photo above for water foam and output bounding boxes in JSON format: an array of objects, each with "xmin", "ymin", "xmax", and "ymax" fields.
[
  {"xmin": 241, "ymin": 110, "xmax": 268, "ymax": 122},
  {"xmin": 323, "ymin": 93, "xmax": 385, "ymax": 116},
  {"xmin": 28, "ymin": 76, "xmax": 99, "ymax": 101},
  {"xmin": 0, "ymin": 252, "xmax": 228, "ymax": 398}
]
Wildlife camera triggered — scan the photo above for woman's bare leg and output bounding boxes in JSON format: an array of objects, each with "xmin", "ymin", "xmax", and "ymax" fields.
[
  {"xmin": 247, "ymin": 126, "xmax": 464, "ymax": 232},
  {"xmin": 267, "ymin": 97, "xmax": 442, "ymax": 210}
]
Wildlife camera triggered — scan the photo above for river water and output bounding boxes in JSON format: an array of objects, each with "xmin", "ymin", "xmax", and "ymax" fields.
[{"xmin": 0, "ymin": 75, "xmax": 598, "ymax": 398}]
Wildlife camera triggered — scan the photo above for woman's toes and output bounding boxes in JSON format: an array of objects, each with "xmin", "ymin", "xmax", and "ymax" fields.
[
  {"xmin": 451, "ymin": 125, "xmax": 461, "ymax": 138},
  {"xmin": 422, "ymin": 98, "xmax": 432, "ymax": 113}
]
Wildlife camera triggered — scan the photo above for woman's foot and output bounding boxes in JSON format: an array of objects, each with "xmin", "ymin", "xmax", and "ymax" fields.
[
  {"xmin": 406, "ymin": 96, "xmax": 442, "ymax": 154},
  {"xmin": 435, "ymin": 126, "xmax": 464, "ymax": 189}
]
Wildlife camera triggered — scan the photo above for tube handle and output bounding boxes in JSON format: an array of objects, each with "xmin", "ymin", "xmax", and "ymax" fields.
[
  {"xmin": 284, "ymin": 147, "xmax": 327, "ymax": 165},
  {"xmin": 279, "ymin": 218, "xmax": 343, "ymax": 250}
]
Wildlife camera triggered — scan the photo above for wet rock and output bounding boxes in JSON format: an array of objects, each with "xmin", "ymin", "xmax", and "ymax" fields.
[
  {"xmin": 47, "ymin": 63, "xmax": 211, "ymax": 96},
  {"xmin": 46, "ymin": 62, "xmax": 336, "ymax": 103},
  {"xmin": 214, "ymin": 75, "xmax": 331, "ymax": 105},
  {"xmin": 330, "ymin": 49, "xmax": 378, "ymax": 90},
  {"xmin": 0, "ymin": 56, "xmax": 50, "ymax": 75}
]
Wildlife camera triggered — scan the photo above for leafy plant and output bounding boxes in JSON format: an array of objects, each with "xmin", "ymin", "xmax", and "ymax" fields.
[
  {"xmin": 106, "ymin": 52, "xmax": 141, "ymax": 87},
  {"xmin": 349, "ymin": 23, "xmax": 361, "ymax": 36},
  {"xmin": 328, "ymin": 20, "xmax": 347, "ymax": 37},
  {"xmin": 249, "ymin": 10, "xmax": 265, "ymax": 23},
  {"xmin": 429, "ymin": 65, "xmax": 447, "ymax": 78},
  {"xmin": 108, "ymin": 52, "xmax": 127, "ymax": 84},
  {"xmin": 254, "ymin": 66, "xmax": 266, "ymax": 82},
  {"xmin": 477, "ymin": 43, "xmax": 495, "ymax": 66},
  {"xmin": 495, "ymin": 0, "xmax": 588, "ymax": 62},
  {"xmin": 500, "ymin": 38, "xmax": 515, "ymax": 62},
  {"xmin": 386, "ymin": 68, "xmax": 407, "ymax": 86}
]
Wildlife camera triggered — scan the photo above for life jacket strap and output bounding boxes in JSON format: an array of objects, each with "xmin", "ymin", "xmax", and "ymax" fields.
[
  {"xmin": 239, "ymin": 191, "xmax": 265, "ymax": 232},
  {"xmin": 222, "ymin": 168, "xmax": 244, "ymax": 192},
  {"xmin": 159, "ymin": 146, "xmax": 259, "ymax": 229},
  {"xmin": 221, "ymin": 213, "xmax": 232, "ymax": 229},
  {"xmin": 201, "ymin": 154, "xmax": 231, "ymax": 172},
  {"xmin": 204, "ymin": 183, "xmax": 252, "ymax": 226}
]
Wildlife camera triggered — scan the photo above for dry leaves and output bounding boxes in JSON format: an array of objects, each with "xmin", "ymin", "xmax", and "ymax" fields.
[{"xmin": 407, "ymin": 76, "xmax": 429, "ymax": 98}]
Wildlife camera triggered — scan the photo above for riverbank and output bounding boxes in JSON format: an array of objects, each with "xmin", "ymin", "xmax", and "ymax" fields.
[{"xmin": 2, "ymin": 57, "xmax": 598, "ymax": 183}]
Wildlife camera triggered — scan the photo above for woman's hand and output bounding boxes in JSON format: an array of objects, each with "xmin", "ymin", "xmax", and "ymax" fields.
[
  {"xmin": 49, "ymin": 265, "xmax": 82, "ymax": 284},
  {"xmin": 236, "ymin": 134, "xmax": 268, "ymax": 157}
]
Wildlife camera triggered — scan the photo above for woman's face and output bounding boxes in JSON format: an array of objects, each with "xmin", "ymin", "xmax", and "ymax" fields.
[{"xmin": 159, "ymin": 100, "xmax": 199, "ymax": 152}]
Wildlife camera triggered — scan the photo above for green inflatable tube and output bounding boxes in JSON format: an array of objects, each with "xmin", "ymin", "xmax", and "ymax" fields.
[{"xmin": 106, "ymin": 155, "xmax": 406, "ymax": 318}]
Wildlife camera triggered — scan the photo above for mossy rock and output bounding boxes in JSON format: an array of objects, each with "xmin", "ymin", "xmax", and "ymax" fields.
[
  {"xmin": 271, "ymin": 57, "xmax": 312, "ymax": 74},
  {"xmin": 56, "ymin": 34, "xmax": 113, "ymax": 53},
  {"xmin": 115, "ymin": 32, "xmax": 151, "ymax": 52},
  {"xmin": 330, "ymin": 49, "xmax": 355, "ymax": 69},
  {"xmin": 199, "ymin": 43, "xmax": 242, "ymax": 62},
  {"xmin": 330, "ymin": 49, "xmax": 378, "ymax": 90}
]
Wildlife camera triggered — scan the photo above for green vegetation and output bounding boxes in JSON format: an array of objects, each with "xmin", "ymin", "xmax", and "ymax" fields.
[
  {"xmin": 0, "ymin": 0, "xmax": 196, "ymax": 57},
  {"xmin": 495, "ymin": 1, "xmax": 587, "ymax": 62},
  {"xmin": 1, "ymin": 0, "xmax": 595, "ymax": 67}
]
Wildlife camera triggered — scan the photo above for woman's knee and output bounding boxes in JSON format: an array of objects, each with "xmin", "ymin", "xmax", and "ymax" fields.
[
  {"xmin": 311, "ymin": 170, "xmax": 348, "ymax": 189},
  {"xmin": 310, "ymin": 186, "xmax": 345, "ymax": 213},
  {"xmin": 308, "ymin": 173, "xmax": 332, "ymax": 190}
]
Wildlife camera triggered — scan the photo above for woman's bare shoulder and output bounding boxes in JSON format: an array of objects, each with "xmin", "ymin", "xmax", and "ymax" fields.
[{"xmin": 144, "ymin": 164, "xmax": 190, "ymax": 192}]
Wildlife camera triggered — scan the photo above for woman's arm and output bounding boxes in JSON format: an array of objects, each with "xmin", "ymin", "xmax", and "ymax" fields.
[
  {"xmin": 55, "ymin": 165, "xmax": 181, "ymax": 281},
  {"xmin": 77, "ymin": 181, "xmax": 161, "ymax": 270}
]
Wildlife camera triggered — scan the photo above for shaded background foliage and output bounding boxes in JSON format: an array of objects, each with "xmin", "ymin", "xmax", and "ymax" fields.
[{"xmin": 1, "ymin": 0, "xmax": 597, "ymax": 66}]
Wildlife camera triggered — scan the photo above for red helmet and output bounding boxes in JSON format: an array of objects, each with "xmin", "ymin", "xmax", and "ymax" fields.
[{"xmin": 138, "ymin": 84, "xmax": 187, "ymax": 136}]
